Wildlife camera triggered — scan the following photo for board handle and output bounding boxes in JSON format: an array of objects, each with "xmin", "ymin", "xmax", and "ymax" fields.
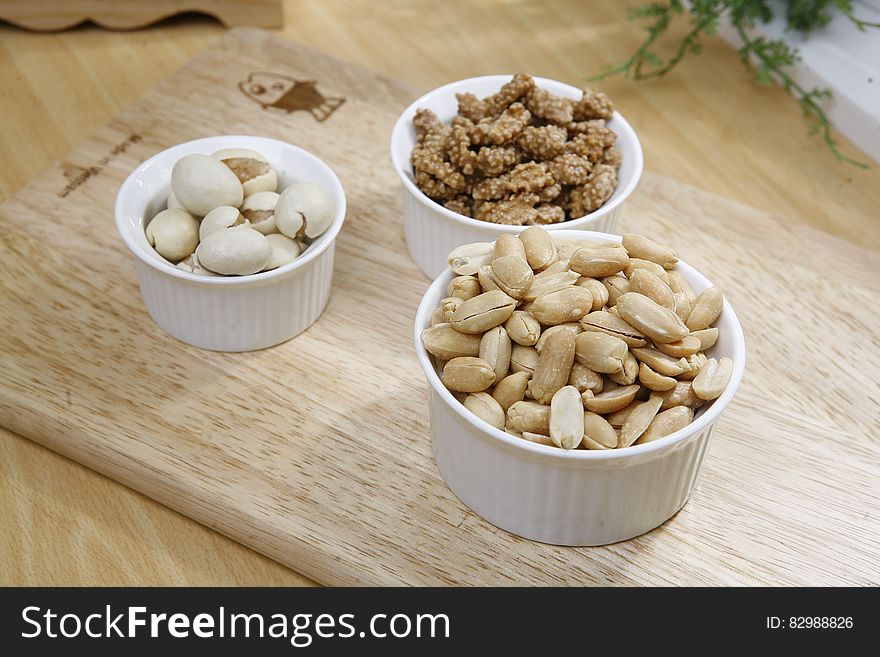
[{"xmin": 0, "ymin": 0, "xmax": 283, "ymax": 31}]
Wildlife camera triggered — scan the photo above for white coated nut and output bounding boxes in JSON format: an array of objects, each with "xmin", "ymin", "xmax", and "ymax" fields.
[
  {"xmin": 240, "ymin": 191, "xmax": 280, "ymax": 235},
  {"xmin": 199, "ymin": 206, "xmax": 248, "ymax": 241},
  {"xmin": 212, "ymin": 148, "xmax": 278, "ymax": 196},
  {"xmin": 167, "ymin": 190, "xmax": 184, "ymax": 210},
  {"xmin": 145, "ymin": 208, "xmax": 199, "ymax": 262},
  {"xmin": 171, "ymin": 154, "xmax": 244, "ymax": 216},
  {"xmin": 275, "ymin": 181, "xmax": 334, "ymax": 240},
  {"xmin": 262, "ymin": 234, "xmax": 301, "ymax": 271},
  {"xmin": 175, "ymin": 252, "xmax": 217, "ymax": 276},
  {"xmin": 196, "ymin": 225, "xmax": 271, "ymax": 275}
]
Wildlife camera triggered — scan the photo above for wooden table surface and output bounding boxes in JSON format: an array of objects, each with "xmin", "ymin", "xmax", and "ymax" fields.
[{"xmin": 1, "ymin": 0, "xmax": 877, "ymax": 586}]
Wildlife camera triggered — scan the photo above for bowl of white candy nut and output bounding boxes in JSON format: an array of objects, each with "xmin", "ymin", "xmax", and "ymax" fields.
[{"xmin": 115, "ymin": 135, "xmax": 346, "ymax": 351}]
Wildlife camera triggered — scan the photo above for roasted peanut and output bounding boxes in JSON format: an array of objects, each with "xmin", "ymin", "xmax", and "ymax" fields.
[
  {"xmin": 464, "ymin": 392, "xmax": 506, "ymax": 429},
  {"xmin": 550, "ymin": 385, "xmax": 585, "ymax": 449},
  {"xmin": 447, "ymin": 275, "xmax": 481, "ymax": 300},
  {"xmin": 540, "ymin": 260, "xmax": 570, "ymax": 275},
  {"xmin": 635, "ymin": 406, "xmax": 694, "ymax": 444},
  {"xmin": 609, "ymin": 351, "xmax": 639, "ymax": 386},
  {"xmin": 493, "ymin": 233, "xmax": 527, "ymax": 261},
  {"xmin": 602, "ymin": 274, "xmax": 630, "ymax": 306},
  {"xmin": 569, "ymin": 245, "xmax": 629, "ymax": 278},
  {"xmin": 491, "ymin": 371, "xmax": 530, "ymax": 412},
  {"xmin": 621, "ymin": 233, "xmax": 678, "ymax": 269},
  {"xmin": 478, "ymin": 265, "xmax": 501, "ymax": 292},
  {"xmin": 504, "ymin": 311, "xmax": 541, "ymax": 346},
  {"xmin": 678, "ymin": 352, "xmax": 707, "ymax": 381},
  {"xmin": 518, "ymin": 226, "xmax": 557, "ymax": 270},
  {"xmin": 439, "ymin": 296, "xmax": 463, "ymax": 322},
  {"xmin": 535, "ymin": 323, "xmax": 582, "ymax": 353},
  {"xmin": 491, "ymin": 255, "xmax": 534, "ymax": 299},
  {"xmin": 686, "ymin": 287, "xmax": 724, "ymax": 331},
  {"xmin": 448, "ymin": 242, "xmax": 493, "ymax": 275},
  {"xmin": 628, "ymin": 268, "xmax": 675, "ymax": 310},
  {"xmin": 655, "ymin": 335, "xmax": 701, "ymax": 358},
  {"xmin": 523, "ymin": 270, "xmax": 580, "ymax": 301},
  {"xmin": 528, "ymin": 330, "xmax": 576, "ymax": 404},
  {"xmin": 531, "ymin": 286, "xmax": 593, "ymax": 325},
  {"xmin": 579, "ymin": 310, "xmax": 647, "ymax": 348},
  {"xmin": 618, "ymin": 397, "xmax": 663, "ymax": 448},
  {"xmin": 615, "ymin": 292, "xmax": 689, "ymax": 344},
  {"xmin": 506, "ymin": 401, "xmax": 551, "ymax": 434},
  {"xmin": 441, "ymin": 357, "xmax": 496, "ymax": 392},
  {"xmin": 630, "ymin": 347, "xmax": 688, "ymax": 376},
  {"xmin": 568, "ymin": 362, "xmax": 604, "ymax": 395},
  {"xmin": 605, "ymin": 402, "xmax": 639, "ymax": 428},
  {"xmin": 638, "ymin": 362, "xmax": 677, "ymax": 391},
  {"xmin": 582, "ymin": 412, "xmax": 618, "ymax": 449},
  {"xmin": 480, "ymin": 326, "xmax": 512, "ymax": 382},
  {"xmin": 450, "ymin": 290, "xmax": 516, "ymax": 334},
  {"xmin": 673, "ymin": 292, "xmax": 692, "ymax": 323},
  {"xmin": 651, "ymin": 381, "xmax": 705, "ymax": 410},
  {"xmin": 510, "ymin": 344, "xmax": 539, "ymax": 375},
  {"xmin": 520, "ymin": 431, "xmax": 555, "ymax": 447},
  {"xmin": 576, "ymin": 277, "xmax": 609, "ymax": 311},
  {"xmin": 667, "ymin": 270, "xmax": 696, "ymax": 302},
  {"xmin": 624, "ymin": 258, "xmax": 670, "ymax": 285},
  {"xmin": 690, "ymin": 327, "xmax": 720, "ymax": 351},
  {"xmin": 583, "ymin": 384, "xmax": 640, "ymax": 414},
  {"xmin": 692, "ymin": 357, "xmax": 733, "ymax": 400},
  {"xmin": 574, "ymin": 332, "xmax": 628, "ymax": 374}
]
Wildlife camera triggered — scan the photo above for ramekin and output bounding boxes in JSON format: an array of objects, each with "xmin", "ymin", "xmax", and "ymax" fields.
[
  {"xmin": 414, "ymin": 230, "xmax": 745, "ymax": 546},
  {"xmin": 115, "ymin": 136, "xmax": 346, "ymax": 352},
  {"xmin": 391, "ymin": 75, "xmax": 644, "ymax": 278}
]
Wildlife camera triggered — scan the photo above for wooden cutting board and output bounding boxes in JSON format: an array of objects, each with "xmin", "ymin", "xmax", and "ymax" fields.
[{"xmin": 1, "ymin": 27, "xmax": 877, "ymax": 586}]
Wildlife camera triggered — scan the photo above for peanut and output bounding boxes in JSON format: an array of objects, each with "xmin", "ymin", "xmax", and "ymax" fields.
[
  {"xmin": 618, "ymin": 397, "xmax": 663, "ymax": 448},
  {"xmin": 615, "ymin": 292, "xmax": 689, "ymax": 344},
  {"xmin": 621, "ymin": 233, "xmax": 678, "ymax": 269},
  {"xmin": 450, "ymin": 290, "xmax": 516, "ymax": 334},
  {"xmin": 569, "ymin": 245, "xmax": 629, "ymax": 278},
  {"xmin": 575, "ymin": 332, "xmax": 628, "ymax": 374},
  {"xmin": 441, "ymin": 357, "xmax": 496, "ymax": 392},
  {"xmin": 550, "ymin": 385, "xmax": 584, "ymax": 449},
  {"xmin": 531, "ymin": 286, "xmax": 593, "ymax": 325},
  {"xmin": 479, "ymin": 326, "xmax": 512, "ymax": 382},
  {"xmin": 464, "ymin": 392, "xmax": 506, "ymax": 429},
  {"xmin": 528, "ymin": 330, "xmax": 576, "ymax": 404},
  {"xmin": 686, "ymin": 287, "xmax": 724, "ymax": 331},
  {"xmin": 518, "ymin": 226, "xmax": 556, "ymax": 270},
  {"xmin": 504, "ymin": 310, "xmax": 541, "ymax": 346},
  {"xmin": 491, "ymin": 371, "xmax": 530, "ymax": 412},
  {"xmin": 636, "ymin": 406, "xmax": 694, "ymax": 444},
  {"xmin": 491, "ymin": 255, "xmax": 534, "ymax": 299},
  {"xmin": 582, "ymin": 412, "xmax": 618, "ymax": 449},
  {"xmin": 692, "ymin": 357, "xmax": 733, "ymax": 400}
]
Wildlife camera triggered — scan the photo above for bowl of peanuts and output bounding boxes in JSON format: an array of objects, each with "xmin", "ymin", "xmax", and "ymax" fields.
[
  {"xmin": 391, "ymin": 74, "xmax": 643, "ymax": 278},
  {"xmin": 414, "ymin": 227, "xmax": 745, "ymax": 546}
]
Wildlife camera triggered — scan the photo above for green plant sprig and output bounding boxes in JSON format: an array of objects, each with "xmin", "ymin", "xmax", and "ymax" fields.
[{"xmin": 593, "ymin": 0, "xmax": 877, "ymax": 167}]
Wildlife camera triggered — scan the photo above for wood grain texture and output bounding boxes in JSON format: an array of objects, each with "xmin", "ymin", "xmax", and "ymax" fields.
[
  {"xmin": 0, "ymin": 0, "xmax": 282, "ymax": 31},
  {"xmin": 1, "ymin": 28, "xmax": 878, "ymax": 586}
]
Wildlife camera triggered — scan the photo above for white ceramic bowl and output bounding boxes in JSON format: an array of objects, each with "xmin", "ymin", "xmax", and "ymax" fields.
[
  {"xmin": 391, "ymin": 75, "xmax": 644, "ymax": 279},
  {"xmin": 414, "ymin": 230, "xmax": 745, "ymax": 546},
  {"xmin": 115, "ymin": 135, "xmax": 346, "ymax": 352}
]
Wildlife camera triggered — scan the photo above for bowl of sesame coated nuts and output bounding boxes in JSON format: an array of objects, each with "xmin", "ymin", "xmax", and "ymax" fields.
[{"xmin": 391, "ymin": 74, "xmax": 643, "ymax": 278}]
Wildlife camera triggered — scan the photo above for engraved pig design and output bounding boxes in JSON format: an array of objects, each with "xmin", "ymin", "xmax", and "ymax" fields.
[{"xmin": 238, "ymin": 72, "xmax": 345, "ymax": 122}]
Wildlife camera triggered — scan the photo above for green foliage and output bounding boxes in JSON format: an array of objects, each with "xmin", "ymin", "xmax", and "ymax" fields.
[{"xmin": 593, "ymin": 0, "xmax": 877, "ymax": 167}]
